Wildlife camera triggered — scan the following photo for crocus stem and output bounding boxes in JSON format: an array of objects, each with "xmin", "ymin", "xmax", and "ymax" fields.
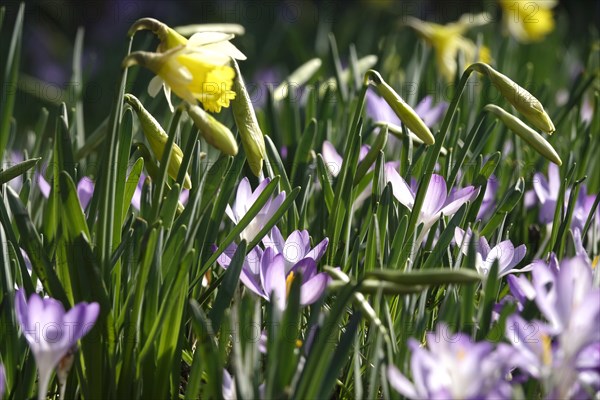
[
  {"xmin": 37, "ymin": 368, "xmax": 52, "ymax": 400},
  {"xmin": 405, "ymin": 68, "xmax": 476, "ymax": 253}
]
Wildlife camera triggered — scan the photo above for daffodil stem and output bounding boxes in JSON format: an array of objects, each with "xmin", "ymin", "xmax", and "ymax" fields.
[
  {"xmin": 150, "ymin": 107, "xmax": 183, "ymax": 222},
  {"xmin": 405, "ymin": 68, "xmax": 475, "ymax": 258}
]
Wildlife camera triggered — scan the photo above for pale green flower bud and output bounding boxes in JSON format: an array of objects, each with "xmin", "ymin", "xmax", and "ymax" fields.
[
  {"xmin": 485, "ymin": 104, "xmax": 561, "ymax": 166},
  {"xmin": 186, "ymin": 104, "xmax": 238, "ymax": 156},
  {"xmin": 470, "ymin": 63, "xmax": 555, "ymax": 134},
  {"xmin": 230, "ymin": 59, "xmax": 267, "ymax": 176},
  {"xmin": 124, "ymin": 94, "xmax": 192, "ymax": 189},
  {"xmin": 366, "ymin": 70, "xmax": 435, "ymax": 145}
]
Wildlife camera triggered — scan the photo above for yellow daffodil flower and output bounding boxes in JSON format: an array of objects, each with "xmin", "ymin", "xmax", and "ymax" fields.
[
  {"xmin": 405, "ymin": 13, "xmax": 492, "ymax": 82},
  {"xmin": 124, "ymin": 18, "xmax": 246, "ymax": 113},
  {"xmin": 499, "ymin": 0, "xmax": 557, "ymax": 43}
]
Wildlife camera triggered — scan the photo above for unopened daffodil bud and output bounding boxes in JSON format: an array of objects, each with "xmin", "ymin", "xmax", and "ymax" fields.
[
  {"xmin": 366, "ymin": 70, "xmax": 435, "ymax": 145},
  {"xmin": 470, "ymin": 62, "xmax": 555, "ymax": 134},
  {"xmin": 186, "ymin": 104, "xmax": 238, "ymax": 156},
  {"xmin": 124, "ymin": 94, "xmax": 192, "ymax": 189},
  {"xmin": 231, "ymin": 59, "xmax": 267, "ymax": 176},
  {"xmin": 485, "ymin": 104, "xmax": 561, "ymax": 166}
]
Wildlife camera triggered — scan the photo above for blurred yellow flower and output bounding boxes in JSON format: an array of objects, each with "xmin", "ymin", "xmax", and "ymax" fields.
[
  {"xmin": 499, "ymin": 0, "xmax": 557, "ymax": 43},
  {"xmin": 405, "ymin": 13, "xmax": 492, "ymax": 82},
  {"xmin": 125, "ymin": 19, "xmax": 246, "ymax": 113}
]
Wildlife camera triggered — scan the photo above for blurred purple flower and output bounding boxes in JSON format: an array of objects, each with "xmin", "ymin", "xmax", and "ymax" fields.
[
  {"xmin": 36, "ymin": 173, "xmax": 94, "ymax": 209},
  {"xmin": 454, "ymin": 228, "xmax": 529, "ymax": 277},
  {"xmin": 529, "ymin": 256, "xmax": 600, "ymax": 355},
  {"xmin": 19, "ymin": 248, "xmax": 44, "ymax": 293},
  {"xmin": 225, "ymin": 177, "xmax": 286, "ymax": 243},
  {"xmin": 217, "ymin": 229, "xmax": 330, "ymax": 310},
  {"xmin": 506, "ymin": 274, "xmax": 536, "ymax": 309},
  {"xmin": 130, "ymin": 173, "xmax": 189, "ymax": 212},
  {"xmin": 6, "ymin": 151, "xmax": 25, "ymax": 191},
  {"xmin": 15, "ymin": 289, "xmax": 99, "ymax": 400},
  {"xmin": 571, "ymin": 185, "xmax": 597, "ymax": 232},
  {"xmin": 0, "ymin": 364, "xmax": 4, "ymax": 399},
  {"xmin": 385, "ymin": 166, "xmax": 479, "ymax": 243},
  {"xmin": 506, "ymin": 314, "xmax": 600, "ymax": 398},
  {"xmin": 222, "ymin": 369, "xmax": 236, "ymax": 400},
  {"xmin": 387, "ymin": 324, "xmax": 515, "ymax": 399},
  {"xmin": 532, "ymin": 163, "xmax": 560, "ymax": 225},
  {"xmin": 477, "ymin": 177, "xmax": 498, "ymax": 220},
  {"xmin": 321, "ymin": 140, "xmax": 399, "ymax": 206},
  {"xmin": 530, "ymin": 165, "xmax": 597, "ymax": 232}
]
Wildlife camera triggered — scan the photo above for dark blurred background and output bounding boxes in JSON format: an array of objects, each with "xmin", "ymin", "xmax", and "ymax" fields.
[{"xmin": 1, "ymin": 0, "xmax": 598, "ymax": 132}]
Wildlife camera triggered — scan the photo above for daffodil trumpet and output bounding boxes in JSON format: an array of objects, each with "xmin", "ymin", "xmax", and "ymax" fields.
[{"xmin": 123, "ymin": 18, "xmax": 246, "ymax": 113}]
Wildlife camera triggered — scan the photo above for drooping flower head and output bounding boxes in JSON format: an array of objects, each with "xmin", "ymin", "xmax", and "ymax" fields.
[
  {"xmin": 405, "ymin": 13, "xmax": 492, "ymax": 82},
  {"xmin": 387, "ymin": 324, "xmax": 515, "ymax": 399},
  {"xmin": 123, "ymin": 18, "xmax": 246, "ymax": 113},
  {"xmin": 454, "ymin": 227, "xmax": 529, "ymax": 277},
  {"xmin": 15, "ymin": 290, "xmax": 99, "ymax": 400}
]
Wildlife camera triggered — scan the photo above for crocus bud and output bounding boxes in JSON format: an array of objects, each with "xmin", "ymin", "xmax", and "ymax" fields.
[
  {"xmin": 484, "ymin": 104, "xmax": 561, "ymax": 166},
  {"xmin": 186, "ymin": 104, "xmax": 238, "ymax": 156},
  {"xmin": 124, "ymin": 94, "xmax": 192, "ymax": 189},
  {"xmin": 366, "ymin": 70, "xmax": 435, "ymax": 145},
  {"xmin": 470, "ymin": 63, "xmax": 555, "ymax": 134},
  {"xmin": 231, "ymin": 59, "xmax": 267, "ymax": 176},
  {"xmin": 128, "ymin": 17, "xmax": 187, "ymax": 52}
]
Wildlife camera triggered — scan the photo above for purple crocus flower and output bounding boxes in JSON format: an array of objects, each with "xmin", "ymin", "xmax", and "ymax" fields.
[
  {"xmin": 476, "ymin": 177, "xmax": 498, "ymax": 221},
  {"xmin": 223, "ymin": 369, "xmax": 236, "ymax": 400},
  {"xmin": 263, "ymin": 226, "xmax": 328, "ymax": 272},
  {"xmin": 532, "ymin": 163, "xmax": 560, "ymax": 225},
  {"xmin": 571, "ymin": 184, "xmax": 597, "ymax": 233},
  {"xmin": 36, "ymin": 173, "xmax": 95, "ymax": 209},
  {"xmin": 529, "ymin": 256, "xmax": 600, "ymax": 356},
  {"xmin": 321, "ymin": 140, "xmax": 399, "ymax": 206},
  {"xmin": 387, "ymin": 324, "xmax": 515, "ymax": 399},
  {"xmin": 454, "ymin": 228, "xmax": 529, "ymax": 277},
  {"xmin": 385, "ymin": 166, "xmax": 479, "ymax": 244},
  {"xmin": 130, "ymin": 172, "xmax": 189, "ymax": 211},
  {"xmin": 226, "ymin": 177, "xmax": 286, "ymax": 243},
  {"xmin": 505, "ymin": 315, "xmax": 600, "ymax": 398},
  {"xmin": 217, "ymin": 230, "xmax": 330, "ymax": 310},
  {"xmin": 321, "ymin": 140, "xmax": 390, "ymax": 179},
  {"xmin": 15, "ymin": 289, "xmax": 99, "ymax": 400}
]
